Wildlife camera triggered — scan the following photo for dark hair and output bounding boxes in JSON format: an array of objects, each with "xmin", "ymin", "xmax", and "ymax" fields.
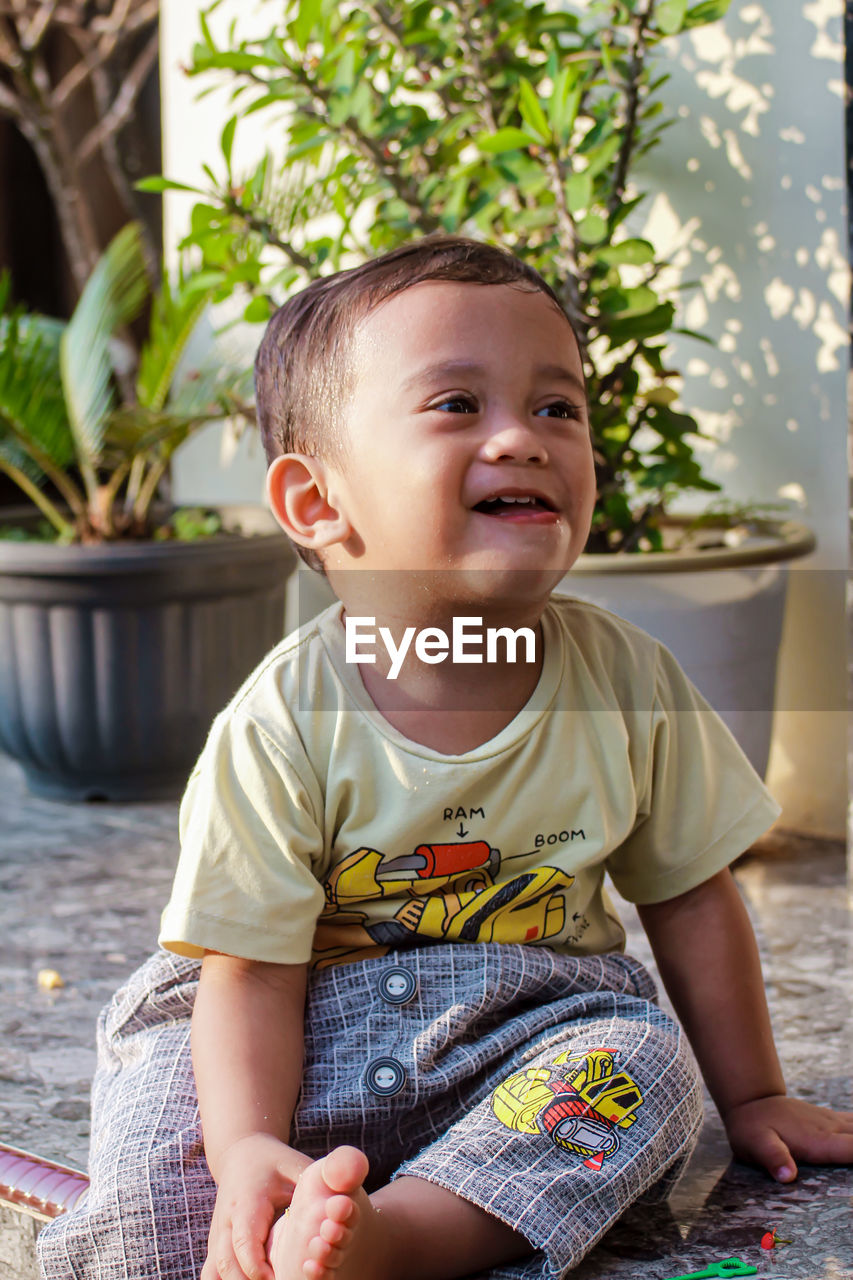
[{"xmin": 255, "ymin": 234, "xmax": 580, "ymax": 572}]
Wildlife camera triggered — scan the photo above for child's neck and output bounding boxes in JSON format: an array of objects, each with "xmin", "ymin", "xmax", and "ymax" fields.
[{"xmin": 338, "ymin": 598, "xmax": 549, "ymax": 755}]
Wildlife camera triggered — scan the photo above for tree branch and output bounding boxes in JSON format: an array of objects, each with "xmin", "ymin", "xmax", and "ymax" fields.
[
  {"xmin": 77, "ymin": 27, "xmax": 158, "ymax": 161},
  {"xmin": 0, "ymin": 78, "xmax": 26, "ymax": 122},
  {"xmin": 223, "ymin": 203, "xmax": 316, "ymax": 273},
  {"xmin": 542, "ymin": 150, "xmax": 588, "ymax": 344},
  {"xmin": 51, "ymin": 1, "xmax": 157, "ymax": 108},
  {"xmin": 20, "ymin": 0, "xmax": 59, "ymax": 52},
  {"xmin": 608, "ymin": 0, "xmax": 655, "ymax": 217},
  {"xmin": 278, "ymin": 51, "xmax": 444, "ymax": 233}
]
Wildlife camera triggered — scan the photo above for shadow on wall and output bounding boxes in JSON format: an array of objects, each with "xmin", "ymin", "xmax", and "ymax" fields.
[
  {"xmin": 632, "ymin": 1, "xmax": 846, "ymax": 507},
  {"xmin": 628, "ymin": 1, "xmax": 847, "ymax": 835}
]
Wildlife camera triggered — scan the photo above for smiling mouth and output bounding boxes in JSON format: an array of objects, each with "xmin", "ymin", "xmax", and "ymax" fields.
[{"xmin": 473, "ymin": 495, "xmax": 557, "ymax": 518}]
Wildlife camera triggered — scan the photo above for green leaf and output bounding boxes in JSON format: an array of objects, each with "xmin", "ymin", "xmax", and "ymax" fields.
[
  {"xmin": 137, "ymin": 271, "xmax": 215, "ymax": 413},
  {"xmin": 684, "ymin": 0, "xmax": 732, "ymax": 27},
  {"xmin": 644, "ymin": 386, "xmax": 679, "ymax": 407},
  {"xmin": 60, "ymin": 223, "xmax": 149, "ymax": 473},
  {"xmin": 608, "ymin": 193, "xmax": 647, "ymax": 233},
  {"xmin": 577, "ymin": 117, "xmax": 611, "ymax": 154},
  {"xmin": 244, "ymin": 294, "xmax": 273, "ymax": 323},
  {"xmin": 598, "ymin": 285, "xmax": 659, "ymax": 315},
  {"xmin": 220, "ymin": 116, "xmax": 237, "ymax": 173},
  {"xmin": 584, "ymin": 133, "xmax": 621, "ymax": 179},
  {"xmin": 290, "ymin": 0, "xmax": 323, "ymax": 51},
  {"xmin": 0, "ymin": 286, "xmax": 73, "ymax": 478},
  {"xmin": 656, "ymin": 0, "xmax": 689, "ymax": 34},
  {"xmin": 192, "ymin": 49, "xmax": 279, "ymax": 74},
  {"xmin": 402, "ymin": 27, "xmax": 436, "ymax": 45},
  {"xmin": 605, "ymin": 302, "xmax": 676, "ymax": 345},
  {"xmin": 577, "ymin": 213, "xmax": 608, "ymax": 243},
  {"xmin": 518, "ymin": 78, "xmax": 551, "ymax": 143},
  {"xmin": 595, "ymin": 238, "xmax": 656, "ymax": 266},
  {"xmin": 476, "ymin": 127, "xmax": 539, "ymax": 154},
  {"xmin": 441, "ymin": 174, "xmax": 471, "ymax": 228},
  {"xmin": 548, "ymin": 66, "xmax": 582, "ymax": 138},
  {"xmin": 198, "ymin": 7, "xmax": 215, "ymax": 50},
  {"xmin": 648, "ymin": 405, "xmax": 702, "ymax": 439},
  {"xmin": 565, "ymin": 171, "xmax": 592, "ymax": 214},
  {"xmin": 334, "ymin": 45, "xmax": 356, "ymax": 93},
  {"xmin": 135, "ymin": 176, "xmax": 201, "ymax": 194}
]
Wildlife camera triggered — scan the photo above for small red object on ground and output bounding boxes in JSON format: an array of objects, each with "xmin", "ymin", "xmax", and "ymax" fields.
[{"xmin": 760, "ymin": 1228, "xmax": 792, "ymax": 1250}]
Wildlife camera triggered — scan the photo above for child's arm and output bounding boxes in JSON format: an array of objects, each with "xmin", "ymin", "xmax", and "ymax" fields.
[
  {"xmin": 637, "ymin": 867, "xmax": 853, "ymax": 1181},
  {"xmin": 192, "ymin": 950, "xmax": 313, "ymax": 1280}
]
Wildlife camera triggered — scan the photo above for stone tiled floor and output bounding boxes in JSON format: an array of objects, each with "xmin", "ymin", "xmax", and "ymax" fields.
[{"xmin": 1, "ymin": 748, "xmax": 851, "ymax": 1278}]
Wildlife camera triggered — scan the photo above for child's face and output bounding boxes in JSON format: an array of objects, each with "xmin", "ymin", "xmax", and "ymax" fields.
[{"xmin": 293, "ymin": 280, "xmax": 596, "ymax": 604}]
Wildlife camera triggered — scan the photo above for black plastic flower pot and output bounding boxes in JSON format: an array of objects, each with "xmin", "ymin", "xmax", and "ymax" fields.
[{"xmin": 0, "ymin": 505, "xmax": 295, "ymax": 801}]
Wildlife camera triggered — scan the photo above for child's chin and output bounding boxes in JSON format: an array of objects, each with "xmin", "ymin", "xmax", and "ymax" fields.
[{"xmin": 451, "ymin": 562, "xmax": 568, "ymax": 602}]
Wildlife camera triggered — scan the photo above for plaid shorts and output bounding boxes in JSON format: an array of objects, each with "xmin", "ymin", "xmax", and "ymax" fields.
[{"xmin": 38, "ymin": 943, "xmax": 703, "ymax": 1280}]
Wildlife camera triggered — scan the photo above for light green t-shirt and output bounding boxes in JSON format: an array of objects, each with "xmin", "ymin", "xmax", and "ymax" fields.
[{"xmin": 159, "ymin": 595, "xmax": 780, "ymax": 969}]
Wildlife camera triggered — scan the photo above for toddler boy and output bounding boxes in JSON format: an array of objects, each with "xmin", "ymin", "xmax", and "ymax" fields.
[{"xmin": 39, "ymin": 236, "xmax": 853, "ymax": 1280}]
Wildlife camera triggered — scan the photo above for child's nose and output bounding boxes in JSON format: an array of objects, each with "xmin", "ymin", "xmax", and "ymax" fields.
[{"xmin": 480, "ymin": 417, "xmax": 549, "ymax": 465}]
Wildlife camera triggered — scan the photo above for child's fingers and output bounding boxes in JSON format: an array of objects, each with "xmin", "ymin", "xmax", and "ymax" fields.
[
  {"xmin": 201, "ymin": 1221, "xmax": 269, "ymax": 1280},
  {"xmin": 200, "ymin": 1253, "xmax": 219, "ymax": 1280},
  {"xmin": 735, "ymin": 1128, "xmax": 798, "ymax": 1183},
  {"xmin": 231, "ymin": 1215, "xmax": 275, "ymax": 1280},
  {"xmin": 793, "ymin": 1127, "xmax": 853, "ymax": 1166},
  {"xmin": 201, "ymin": 1239, "xmax": 245, "ymax": 1280},
  {"xmin": 821, "ymin": 1108, "xmax": 853, "ymax": 1132}
]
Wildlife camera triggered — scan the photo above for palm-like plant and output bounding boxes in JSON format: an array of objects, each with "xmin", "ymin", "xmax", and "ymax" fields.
[{"xmin": 0, "ymin": 223, "xmax": 252, "ymax": 543}]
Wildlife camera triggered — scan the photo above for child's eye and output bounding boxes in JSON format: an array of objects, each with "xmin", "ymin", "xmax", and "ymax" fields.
[
  {"xmin": 433, "ymin": 395, "xmax": 478, "ymax": 414},
  {"xmin": 536, "ymin": 401, "xmax": 584, "ymax": 420}
]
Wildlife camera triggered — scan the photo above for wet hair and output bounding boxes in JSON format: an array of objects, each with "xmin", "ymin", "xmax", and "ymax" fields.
[{"xmin": 255, "ymin": 234, "xmax": 580, "ymax": 572}]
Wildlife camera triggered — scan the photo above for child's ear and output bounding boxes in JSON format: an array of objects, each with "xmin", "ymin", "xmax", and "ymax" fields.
[{"xmin": 266, "ymin": 454, "xmax": 352, "ymax": 551}]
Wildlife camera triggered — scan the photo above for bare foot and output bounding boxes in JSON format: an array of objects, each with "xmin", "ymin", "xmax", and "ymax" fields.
[{"xmin": 268, "ymin": 1146, "xmax": 390, "ymax": 1280}]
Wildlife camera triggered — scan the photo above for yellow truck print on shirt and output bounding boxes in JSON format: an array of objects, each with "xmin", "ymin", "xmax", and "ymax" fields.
[
  {"xmin": 491, "ymin": 1047, "xmax": 644, "ymax": 1171},
  {"xmin": 313, "ymin": 839, "xmax": 575, "ymax": 967}
]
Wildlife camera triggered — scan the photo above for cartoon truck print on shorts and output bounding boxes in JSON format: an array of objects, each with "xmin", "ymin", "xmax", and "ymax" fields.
[{"xmin": 490, "ymin": 1047, "xmax": 644, "ymax": 1171}]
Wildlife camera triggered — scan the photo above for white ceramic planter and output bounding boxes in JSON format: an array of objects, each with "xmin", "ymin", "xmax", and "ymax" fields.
[{"xmin": 559, "ymin": 520, "xmax": 816, "ymax": 778}]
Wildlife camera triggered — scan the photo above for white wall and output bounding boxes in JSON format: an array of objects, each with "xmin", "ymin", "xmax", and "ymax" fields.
[
  {"xmin": 161, "ymin": 0, "xmax": 849, "ymax": 835},
  {"xmin": 631, "ymin": 1, "xmax": 848, "ymax": 836}
]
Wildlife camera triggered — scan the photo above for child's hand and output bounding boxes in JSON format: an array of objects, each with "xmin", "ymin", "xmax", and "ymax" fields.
[
  {"xmin": 724, "ymin": 1094, "xmax": 853, "ymax": 1182},
  {"xmin": 201, "ymin": 1132, "xmax": 312, "ymax": 1280}
]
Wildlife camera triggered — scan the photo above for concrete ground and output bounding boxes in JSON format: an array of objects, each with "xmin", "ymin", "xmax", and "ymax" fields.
[{"xmin": 1, "ymin": 749, "xmax": 851, "ymax": 1279}]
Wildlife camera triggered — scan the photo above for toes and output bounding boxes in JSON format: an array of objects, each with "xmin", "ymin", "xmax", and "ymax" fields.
[
  {"xmin": 320, "ymin": 1146, "xmax": 369, "ymax": 1196},
  {"xmin": 324, "ymin": 1193, "xmax": 357, "ymax": 1227},
  {"xmin": 307, "ymin": 1235, "xmax": 344, "ymax": 1267},
  {"xmin": 319, "ymin": 1215, "xmax": 351, "ymax": 1246}
]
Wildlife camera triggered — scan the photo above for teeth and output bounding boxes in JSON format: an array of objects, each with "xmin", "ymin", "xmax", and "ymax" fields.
[{"xmin": 499, "ymin": 495, "xmax": 535, "ymax": 504}]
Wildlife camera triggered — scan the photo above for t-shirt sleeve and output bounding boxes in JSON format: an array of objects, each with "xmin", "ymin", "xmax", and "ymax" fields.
[
  {"xmin": 605, "ymin": 641, "xmax": 781, "ymax": 904},
  {"xmin": 158, "ymin": 708, "xmax": 326, "ymax": 963}
]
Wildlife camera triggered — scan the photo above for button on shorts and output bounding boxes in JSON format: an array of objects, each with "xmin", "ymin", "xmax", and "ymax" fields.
[{"xmin": 38, "ymin": 943, "xmax": 704, "ymax": 1280}]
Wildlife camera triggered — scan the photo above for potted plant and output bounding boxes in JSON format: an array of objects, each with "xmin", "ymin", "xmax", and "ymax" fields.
[
  {"xmin": 144, "ymin": 0, "xmax": 814, "ymax": 775},
  {"xmin": 0, "ymin": 223, "xmax": 294, "ymax": 801}
]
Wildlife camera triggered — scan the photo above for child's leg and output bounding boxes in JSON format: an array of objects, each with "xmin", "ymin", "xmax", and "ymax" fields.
[
  {"xmin": 387, "ymin": 1006, "xmax": 703, "ymax": 1279},
  {"xmin": 268, "ymin": 977, "xmax": 703, "ymax": 1280},
  {"xmin": 273, "ymin": 946, "xmax": 704, "ymax": 1280},
  {"xmin": 38, "ymin": 951, "xmax": 212, "ymax": 1280},
  {"xmin": 268, "ymin": 1145, "xmax": 531, "ymax": 1280},
  {"xmin": 38, "ymin": 944, "xmax": 702, "ymax": 1280}
]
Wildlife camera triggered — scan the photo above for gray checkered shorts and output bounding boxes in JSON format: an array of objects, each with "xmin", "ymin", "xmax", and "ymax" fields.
[{"xmin": 38, "ymin": 943, "xmax": 703, "ymax": 1280}]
